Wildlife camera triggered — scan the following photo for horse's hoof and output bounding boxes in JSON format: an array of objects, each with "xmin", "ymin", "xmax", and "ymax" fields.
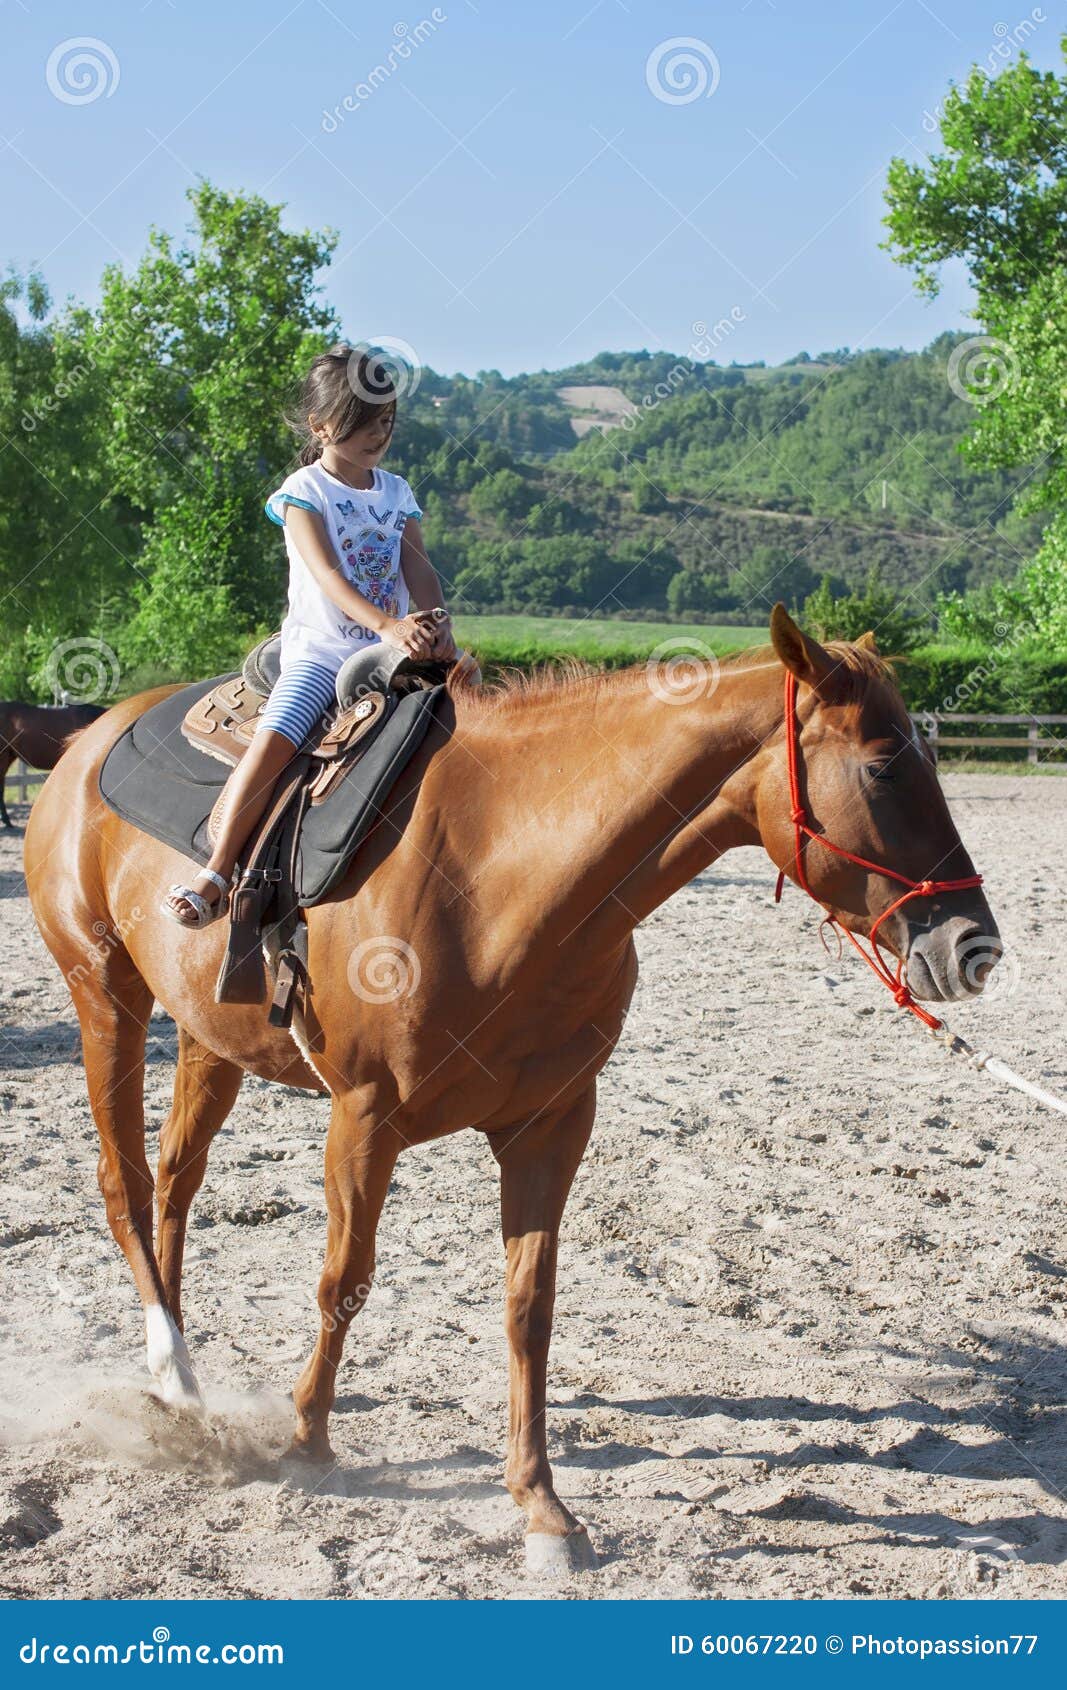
[
  {"xmin": 525, "ymin": 1526, "xmax": 598, "ymax": 1574},
  {"xmin": 148, "ymin": 1358, "xmax": 202, "ymax": 1409},
  {"xmin": 282, "ymin": 1437, "xmax": 334, "ymax": 1468},
  {"xmin": 144, "ymin": 1306, "xmax": 202, "ymax": 1408}
]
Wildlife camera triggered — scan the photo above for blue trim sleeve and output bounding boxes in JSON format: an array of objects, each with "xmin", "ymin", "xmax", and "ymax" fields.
[{"xmin": 265, "ymin": 492, "xmax": 319, "ymax": 527}]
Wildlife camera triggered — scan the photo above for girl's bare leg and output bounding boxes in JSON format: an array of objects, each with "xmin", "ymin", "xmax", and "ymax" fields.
[{"xmin": 164, "ymin": 729, "xmax": 300, "ymax": 923}]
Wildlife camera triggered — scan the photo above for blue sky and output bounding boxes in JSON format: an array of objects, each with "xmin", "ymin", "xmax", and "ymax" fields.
[{"xmin": 2, "ymin": 0, "xmax": 1060, "ymax": 375}]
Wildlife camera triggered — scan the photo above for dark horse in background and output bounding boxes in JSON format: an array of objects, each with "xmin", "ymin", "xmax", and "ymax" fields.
[{"xmin": 0, "ymin": 702, "xmax": 105, "ymax": 828}]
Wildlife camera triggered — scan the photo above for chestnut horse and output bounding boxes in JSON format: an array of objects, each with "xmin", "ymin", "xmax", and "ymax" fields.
[
  {"xmin": 23, "ymin": 608, "xmax": 999, "ymax": 1571},
  {"xmin": 0, "ymin": 702, "xmax": 105, "ymax": 828}
]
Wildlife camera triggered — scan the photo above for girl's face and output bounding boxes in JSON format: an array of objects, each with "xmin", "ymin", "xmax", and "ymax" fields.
[{"xmin": 313, "ymin": 405, "xmax": 395, "ymax": 476}]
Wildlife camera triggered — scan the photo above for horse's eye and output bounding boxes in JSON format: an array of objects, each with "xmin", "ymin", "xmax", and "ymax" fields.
[{"xmin": 866, "ymin": 762, "xmax": 894, "ymax": 783}]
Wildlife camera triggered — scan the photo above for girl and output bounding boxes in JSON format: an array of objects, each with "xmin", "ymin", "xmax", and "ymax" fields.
[{"xmin": 162, "ymin": 344, "xmax": 452, "ymax": 927}]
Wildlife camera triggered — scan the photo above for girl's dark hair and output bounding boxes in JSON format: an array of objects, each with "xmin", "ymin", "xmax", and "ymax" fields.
[{"xmin": 291, "ymin": 343, "xmax": 397, "ymax": 466}]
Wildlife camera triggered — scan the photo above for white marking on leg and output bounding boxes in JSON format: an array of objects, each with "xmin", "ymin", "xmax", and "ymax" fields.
[{"xmin": 144, "ymin": 1304, "xmax": 201, "ymax": 1407}]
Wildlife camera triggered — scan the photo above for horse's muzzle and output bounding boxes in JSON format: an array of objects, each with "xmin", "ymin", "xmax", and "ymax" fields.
[{"xmin": 904, "ymin": 911, "xmax": 1003, "ymax": 1003}]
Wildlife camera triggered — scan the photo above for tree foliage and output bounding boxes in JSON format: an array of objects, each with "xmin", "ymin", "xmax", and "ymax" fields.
[{"xmin": 884, "ymin": 35, "xmax": 1067, "ymax": 644}]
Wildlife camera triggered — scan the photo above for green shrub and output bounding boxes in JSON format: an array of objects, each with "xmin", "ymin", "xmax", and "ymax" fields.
[
  {"xmin": 802, "ymin": 567, "xmax": 925, "ymax": 652},
  {"xmin": 895, "ymin": 643, "xmax": 1067, "ymax": 715}
]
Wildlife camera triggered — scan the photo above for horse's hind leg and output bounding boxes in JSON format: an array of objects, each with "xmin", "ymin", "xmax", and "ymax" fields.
[
  {"xmin": 156, "ymin": 1028, "xmax": 243, "ymax": 1331},
  {"xmin": 69, "ymin": 951, "xmax": 199, "ymax": 1406},
  {"xmin": 489, "ymin": 1086, "xmax": 597, "ymax": 1572}
]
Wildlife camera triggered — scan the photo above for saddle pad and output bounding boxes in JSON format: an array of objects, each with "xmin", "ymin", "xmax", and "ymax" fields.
[{"xmin": 98, "ymin": 675, "xmax": 444, "ymax": 907}]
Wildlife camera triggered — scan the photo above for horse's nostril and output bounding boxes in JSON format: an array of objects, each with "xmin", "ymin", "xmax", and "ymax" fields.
[{"xmin": 956, "ymin": 929, "xmax": 1002, "ymax": 989}]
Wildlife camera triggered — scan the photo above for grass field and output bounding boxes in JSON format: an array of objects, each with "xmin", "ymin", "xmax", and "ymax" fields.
[{"xmin": 451, "ymin": 613, "xmax": 765, "ymax": 666}]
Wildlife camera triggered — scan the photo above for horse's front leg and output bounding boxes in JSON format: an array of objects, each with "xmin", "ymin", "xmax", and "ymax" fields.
[
  {"xmin": 290, "ymin": 1092, "xmax": 399, "ymax": 1461},
  {"xmin": 489, "ymin": 1086, "xmax": 597, "ymax": 1572}
]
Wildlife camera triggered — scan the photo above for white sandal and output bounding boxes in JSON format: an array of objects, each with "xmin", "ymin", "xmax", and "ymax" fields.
[{"xmin": 160, "ymin": 869, "xmax": 232, "ymax": 929}]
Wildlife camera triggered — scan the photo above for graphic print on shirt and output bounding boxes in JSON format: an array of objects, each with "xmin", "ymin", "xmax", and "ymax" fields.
[
  {"xmin": 334, "ymin": 499, "xmax": 405, "ymax": 622},
  {"xmin": 350, "ymin": 527, "xmax": 402, "ymax": 617},
  {"xmin": 337, "ymin": 496, "xmax": 411, "ymax": 533}
]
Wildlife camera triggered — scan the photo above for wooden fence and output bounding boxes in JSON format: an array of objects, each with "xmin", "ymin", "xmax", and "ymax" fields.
[
  {"xmin": 2, "ymin": 759, "xmax": 37, "ymax": 804},
  {"xmin": 918, "ymin": 713, "xmax": 1067, "ymax": 767}
]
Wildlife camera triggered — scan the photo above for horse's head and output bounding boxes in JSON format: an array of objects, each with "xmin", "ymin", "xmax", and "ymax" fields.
[{"xmin": 758, "ymin": 606, "xmax": 1000, "ymax": 1003}]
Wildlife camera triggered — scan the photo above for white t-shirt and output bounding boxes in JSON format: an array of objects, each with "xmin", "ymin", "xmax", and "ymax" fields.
[{"xmin": 265, "ymin": 461, "xmax": 422, "ymax": 670}]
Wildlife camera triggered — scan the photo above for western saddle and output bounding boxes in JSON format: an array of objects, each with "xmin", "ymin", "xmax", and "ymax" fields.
[{"xmin": 179, "ymin": 628, "xmax": 479, "ymax": 1028}]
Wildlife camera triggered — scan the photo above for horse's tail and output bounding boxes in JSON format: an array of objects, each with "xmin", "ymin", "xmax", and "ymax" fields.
[
  {"xmin": 57, "ymin": 705, "xmax": 107, "ymax": 759},
  {"xmin": 58, "ymin": 727, "xmax": 90, "ymax": 758}
]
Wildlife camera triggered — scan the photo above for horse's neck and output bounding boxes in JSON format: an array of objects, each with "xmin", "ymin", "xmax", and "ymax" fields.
[{"xmin": 468, "ymin": 659, "xmax": 783, "ymax": 945}]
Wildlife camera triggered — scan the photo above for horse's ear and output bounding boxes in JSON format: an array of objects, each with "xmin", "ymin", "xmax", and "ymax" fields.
[
  {"xmin": 769, "ymin": 603, "xmax": 841, "ymax": 699},
  {"xmin": 855, "ymin": 629, "xmax": 878, "ymax": 654}
]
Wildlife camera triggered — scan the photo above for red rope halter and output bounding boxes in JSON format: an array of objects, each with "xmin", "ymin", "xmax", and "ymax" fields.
[{"xmin": 774, "ymin": 669, "xmax": 983, "ymax": 1031}]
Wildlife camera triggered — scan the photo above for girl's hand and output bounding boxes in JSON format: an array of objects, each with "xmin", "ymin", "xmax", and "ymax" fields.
[
  {"xmin": 381, "ymin": 614, "xmax": 435, "ymax": 660},
  {"xmin": 422, "ymin": 608, "xmax": 457, "ymax": 661}
]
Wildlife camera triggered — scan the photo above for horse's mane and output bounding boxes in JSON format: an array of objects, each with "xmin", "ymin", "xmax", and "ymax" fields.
[{"xmin": 449, "ymin": 637, "xmax": 896, "ymax": 718}]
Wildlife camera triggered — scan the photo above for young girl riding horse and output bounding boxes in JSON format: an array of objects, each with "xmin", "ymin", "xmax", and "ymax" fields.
[{"xmin": 162, "ymin": 345, "xmax": 453, "ymax": 927}]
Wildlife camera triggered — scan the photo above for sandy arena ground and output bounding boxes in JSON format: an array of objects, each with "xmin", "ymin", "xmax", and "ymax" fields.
[{"xmin": 0, "ymin": 773, "xmax": 1065, "ymax": 1601}]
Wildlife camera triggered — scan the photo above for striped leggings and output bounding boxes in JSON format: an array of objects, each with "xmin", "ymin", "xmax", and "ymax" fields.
[{"xmin": 257, "ymin": 659, "xmax": 338, "ymax": 749}]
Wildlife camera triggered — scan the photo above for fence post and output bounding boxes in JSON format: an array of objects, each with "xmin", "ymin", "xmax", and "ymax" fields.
[
  {"xmin": 1028, "ymin": 723, "xmax": 1039, "ymax": 767},
  {"xmin": 927, "ymin": 717, "xmax": 939, "ymax": 767}
]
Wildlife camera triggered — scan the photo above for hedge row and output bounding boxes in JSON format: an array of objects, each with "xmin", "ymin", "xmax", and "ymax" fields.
[
  {"xmin": 895, "ymin": 645, "xmax": 1067, "ymax": 717},
  {"xmin": 467, "ymin": 633, "xmax": 1067, "ymax": 717}
]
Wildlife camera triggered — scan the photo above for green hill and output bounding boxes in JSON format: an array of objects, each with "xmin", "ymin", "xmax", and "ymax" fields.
[{"xmin": 393, "ymin": 335, "xmax": 1038, "ymax": 623}]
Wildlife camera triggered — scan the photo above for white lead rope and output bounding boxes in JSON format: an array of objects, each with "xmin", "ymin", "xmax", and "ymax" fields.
[{"xmin": 924, "ymin": 1021, "xmax": 1067, "ymax": 1117}]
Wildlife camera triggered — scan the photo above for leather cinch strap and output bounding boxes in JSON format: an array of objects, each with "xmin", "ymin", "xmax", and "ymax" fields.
[{"xmin": 774, "ymin": 669, "xmax": 983, "ymax": 1031}]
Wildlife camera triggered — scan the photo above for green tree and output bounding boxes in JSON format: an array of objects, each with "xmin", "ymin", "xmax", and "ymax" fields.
[
  {"xmin": 0, "ymin": 271, "xmax": 132, "ymax": 695},
  {"xmin": 58, "ymin": 182, "xmax": 338, "ymax": 676},
  {"xmin": 666, "ymin": 568, "xmax": 730, "ymax": 616},
  {"xmin": 728, "ymin": 545, "xmax": 815, "ymax": 612},
  {"xmin": 630, "ymin": 476, "xmax": 667, "ymax": 514},
  {"xmin": 468, "ymin": 467, "xmax": 534, "ymax": 524},
  {"xmin": 884, "ymin": 37, "xmax": 1067, "ymax": 642},
  {"xmin": 883, "ymin": 47, "xmax": 1067, "ymax": 303},
  {"xmin": 801, "ymin": 568, "xmax": 924, "ymax": 652}
]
